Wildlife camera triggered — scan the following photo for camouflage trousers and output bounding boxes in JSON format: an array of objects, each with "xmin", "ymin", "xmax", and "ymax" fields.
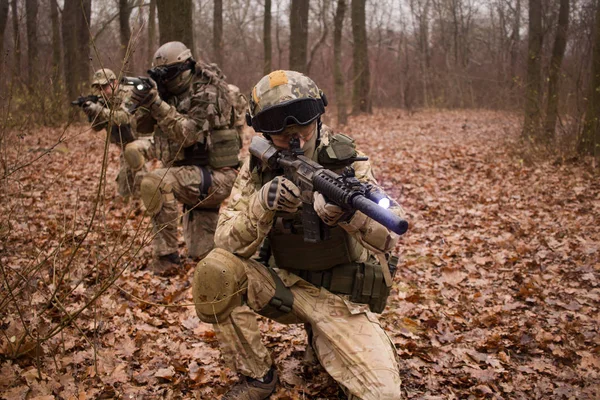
[
  {"xmin": 145, "ymin": 166, "xmax": 236, "ymax": 259},
  {"xmin": 116, "ymin": 152, "xmax": 136, "ymax": 200},
  {"xmin": 213, "ymin": 258, "xmax": 402, "ymax": 400}
]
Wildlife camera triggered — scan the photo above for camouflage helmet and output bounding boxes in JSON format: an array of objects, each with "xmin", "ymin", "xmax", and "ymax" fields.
[
  {"xmin": 152, "ymin": 41, "xmax": 193, "ymax": 67},
  {"xmin": 92, "ymin": 68, "xmax": 117, "ymax": 86},
  {"xmin": 247, "ymin": 70, "xmax": 327, "ymax": 134}
]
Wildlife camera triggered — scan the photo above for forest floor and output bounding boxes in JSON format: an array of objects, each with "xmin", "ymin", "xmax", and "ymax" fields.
[{"xmin": 0, "ymin": 109, "xmax": 599, "ymax": 400}]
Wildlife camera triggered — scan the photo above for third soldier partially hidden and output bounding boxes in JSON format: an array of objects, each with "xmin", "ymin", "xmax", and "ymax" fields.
[
  {"xmin": 130, "ymin": 42, "xmax": 241, "ymax": 275},
  {"xmin": 193, "ymin": 70, "xmax": 406, "ymax": 399}
]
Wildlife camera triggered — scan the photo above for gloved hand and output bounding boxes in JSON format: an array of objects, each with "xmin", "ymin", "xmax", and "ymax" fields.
[
  {"xmin": 313, "ymin": 192, "xmax": 345, "ymax": 226},
  {"xmin": 130, "ymin": 79, "xmax": 160, "ymax": 110},
  {"xmin": 258, "ymin": 177, "xmax": 302, "ymax": 213},
  {"xmin": 82, "ymin": 101, "xmax": 103, "ymax": 118}
]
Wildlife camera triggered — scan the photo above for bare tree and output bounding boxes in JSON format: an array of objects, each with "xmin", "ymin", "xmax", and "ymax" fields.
[
  {"xmin": 49, "ymin": 0, "xmax": 61, "ymax": 92},
  {"xmin": 213, "ymin": 0, "xmax": 223, "ymax": 66},
  {"xmin": 147, "ymin": 0, "xmax": 156, "ymax": 62},
  {"xmin": 579, "ymin": 1, "xmax": 600, "ymax": 156},
  {"xmin": 289, "ymin": 0, "xmax": 309, "ymax": 72},
  {"xmin": 264, "ymin": 0, "xmax": 272, "ymax": 74},
  {"xmin": 306, "ymin": 0, "xmax": 330, "ymax": 74},
  {"xmin": 333, "ymin": 0, "xmax": 347, "ymax": 124},
  {"xmin": 0, "ymin": 0, "xmax": 9, "ymax": 76},
  {"xmin": 544, "ymin": 0, "xmax": 570, "ymax": 139},
  {"xmin": 11, "ymin": 0, "xmax": 20, "ymax": 74},
  {"xmin": 509, "ymin": 0, "xmax": 522, "ymax": 83},
  {"xmin": 351, "ymin": 0, "xmax": 370, "ymax": 113},
  {"xmin": 156, "ymin": 0, "xmax": 194, "ymax": 49},
  {"xmin": 119, "ymin": 0, "xmax": 133, "ymax": 72},
  {"xmin": 522, "ymin": 0, "xmax": 543, "ymax": 140},
  {"xmin": 62, "ymin": 0, "xmax": 91, "ymax": 101},
  {"xmin": 25, "ymin": 0, "xmax": 37, "ymax": 86}
]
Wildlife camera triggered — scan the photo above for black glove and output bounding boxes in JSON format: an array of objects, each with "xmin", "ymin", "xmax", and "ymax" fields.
[
  {"xmin": 130, "ymin": 78, "xmax": 159, "ymax": 110},
  {"xmin": 82, "ymin": 101, "xmax": 103, "ymax": 118}
]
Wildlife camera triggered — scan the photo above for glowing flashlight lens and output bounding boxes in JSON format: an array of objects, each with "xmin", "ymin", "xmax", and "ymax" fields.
[
  {"xmin": 136, "ymin": 84, "xmax": 145, "ymax": 91},
  {"xmin": 378, "ymin": 198, "xmax": 390, "ymax": 209}
]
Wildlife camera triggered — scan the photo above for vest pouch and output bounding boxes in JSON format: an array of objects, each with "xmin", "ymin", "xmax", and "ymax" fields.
[
  {"xmin": 343, "ymin": 262, "xmax": 390, "ymax": 313},
  {"xmin": 209, "ymin": 128, "xmax": 241, "ymax": 168},
  {"xmin": 293, "ymin": 261, "xmax": 391, "ymax": 314}
]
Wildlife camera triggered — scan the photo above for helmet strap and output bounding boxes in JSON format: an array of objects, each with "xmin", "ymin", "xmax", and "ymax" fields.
[{"xmin": 316, "ymin": 117, "xmax": 322, "ymax": 147}]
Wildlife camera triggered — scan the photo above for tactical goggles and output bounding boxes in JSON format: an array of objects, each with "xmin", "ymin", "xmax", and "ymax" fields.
[
  {"xmin": 148, "ymin": 60, "xmax": 194, "ymax": 83},
  {"xmin": 248, "ymin": 97, "xmax": 326, "ymax": 134}
]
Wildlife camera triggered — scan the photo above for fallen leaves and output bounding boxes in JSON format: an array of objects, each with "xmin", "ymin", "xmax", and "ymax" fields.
[{"xmin": 1, "ymin": 111, "xmax": 599, "ymax": 399}]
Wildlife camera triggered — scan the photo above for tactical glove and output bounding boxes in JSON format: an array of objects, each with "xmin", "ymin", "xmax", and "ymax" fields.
[
  {"xmin": 130, "ymin": 79, "xmax": 160, "ymax": 110},
  {"xmin": 83, "ymin": 101, "xmax": 103, "ymax": 118},
  {"xmin": 313, "ymin": 192, "xmax": 345, "ymax": 226},
  {"xmin": 258, "ymin": 177, "xmax": 301, "ymax": 213}
]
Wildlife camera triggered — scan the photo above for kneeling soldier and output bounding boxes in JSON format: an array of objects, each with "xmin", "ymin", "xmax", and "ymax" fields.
[
  {"xmin": 193, "ymin": 71, "xmax": 406, "ymax": 399},
  {"xmin": 130, "ymin": 42, "xmax": 240, "ymax": 274},
  {"xmin": 80, "ymin": 68, "xmax": 139, "ymax": 200}
]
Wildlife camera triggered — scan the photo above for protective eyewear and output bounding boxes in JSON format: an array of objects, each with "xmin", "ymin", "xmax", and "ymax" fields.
[
  {"xmin": 249, "ymin": 98, "xmax": 326, "ymax": 134},
  {"xmin": 148, "ymin": 60, "xmax": 194, "ymax": 83}
]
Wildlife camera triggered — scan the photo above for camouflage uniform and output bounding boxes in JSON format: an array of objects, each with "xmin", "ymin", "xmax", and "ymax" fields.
[
  {"xmin": 135, "ymin": 62, "xmax": 239, "ymax": 259},
  {"xmin": 227, "ymin": 83, "xmax": 248, "ymax": 139},
  {"xmin": 88, "ymin": 71, "xmax": 138, "ymax": 199},
  {"xmin": 193, "ymin": 70, "xmax": 405, "ymax": 399}
]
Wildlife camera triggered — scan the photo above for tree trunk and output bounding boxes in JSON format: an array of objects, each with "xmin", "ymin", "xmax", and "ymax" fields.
[
  {"xmin": 62, "ymin": 0, "xmax": 91, "ymax": 101},
  {"xmin": 11, "ymin": 0, "xmax": 20, "ymax": 74},
  {"xmin": 25, "ymin": 0, "xmax": 37, "ymax": 87},
  {"xmin": 156, "ymin": 0, "xmax": 194, "ymax": 50},
  {"xmin": 510, "ymin": 0, "xmax": 521, "ymax": 85},
  {"xmin": 579, "ymin": 1, "xmax": 600, "ymax": 156},
  {"xmin": 351, "ymin": 0, "xmax": 370, "ymax": 114},
  {"xmin": 289, "ymin": 0, "xmax": 309, "ymax": 73},
  {"xmin": 50, "ymin": 0, "xmax": 61, "ymax": 92},
  {"xmin": 522, "ymin": 0, "xmax": 543, "ymax": 140},
  {"xmin": 333, "ymin": 0, "xmax": 347, "ymax": 125},
  {"xmin": 0, "ymin": 0, "xmax": 9, "ymax": 76},
  {"xmin": 306, "ymin": 0, "xmax": 329, "ymax": 74},
  {"xmin": 263, "ymin": 0, "xmax": 271, "ymax": 74},
  {"xmin": 544, "ymin": 0, "xmax": 569, "ymax": 139},
  {"xmin": 147, "ymin": 0, "xmax": 156, "ymax": 63},
  {"xmin": 119, "ymin": 0, "xmax": 133, "ymax": 73},
  {"xmin": 213, "ymin": 0, "xmax": 223, "ymax": 66}
]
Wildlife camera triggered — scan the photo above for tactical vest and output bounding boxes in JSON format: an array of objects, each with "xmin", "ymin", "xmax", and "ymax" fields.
[
  {"xmin": 254, "ymin": 131, "xmax": 393, "ymax": 313},
  {"xmin": 165, "ymin": 68, "xmax": 241, "ymax": 169}
]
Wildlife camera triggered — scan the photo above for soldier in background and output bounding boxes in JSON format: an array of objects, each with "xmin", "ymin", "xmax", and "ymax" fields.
[
  {"xmin": 80, "ymin": 68, "xmax": 139, "ymax": 200},
  {"xmin": 130, "ymin": 42, "xmax": 240, "ymax": 275},
  {"xmin": 192, "ymin": 70, "xmax": 405, "ymax": 399}
]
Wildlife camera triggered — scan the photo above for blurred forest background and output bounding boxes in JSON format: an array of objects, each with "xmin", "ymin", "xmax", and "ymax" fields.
[{"xmin": 0, "ymin": 0, "xmax": 599, "ymax": 156}]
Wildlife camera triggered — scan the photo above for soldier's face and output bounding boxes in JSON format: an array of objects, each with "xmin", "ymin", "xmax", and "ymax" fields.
[
  {"xmin": 100, "ymin": 81, "xmax": 117, "ymax": 97},
  {"xmin": 270, "ymin": 122, "xmax": 316, "ymax": 150}
]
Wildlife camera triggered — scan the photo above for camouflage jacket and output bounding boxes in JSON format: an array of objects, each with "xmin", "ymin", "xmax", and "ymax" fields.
[
  {"xmin": 214, "ymin": 126, "xmax": 405, "ymax": 265},
  {"xmin": 134, "ymin": 62, "xmax": 235, "ymax": 166},
  {"xmin": 90, "ymin": 85, "xmax": 135, "ymax": 144}
]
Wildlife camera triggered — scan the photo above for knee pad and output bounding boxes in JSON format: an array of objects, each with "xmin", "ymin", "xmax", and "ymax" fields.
[
  {"xmin": 193, "ymin": 248, "xmax": 247, "ymax": 324},
  {"xmin": 124, "ymin": 142, "xmax": 145, "ymax": 171},
  {"xmin": 140, "ymin": 173, "xmax": 169, "ymax": 215}
]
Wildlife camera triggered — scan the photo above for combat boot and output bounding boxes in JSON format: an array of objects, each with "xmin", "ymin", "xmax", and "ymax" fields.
[
  {"xmin": 222, "ymin": 367, "xmax": 278, "ymax": 400},
  {"xmin": 151, "ymin": 252, "xmax": 181, "ymax": 276}
]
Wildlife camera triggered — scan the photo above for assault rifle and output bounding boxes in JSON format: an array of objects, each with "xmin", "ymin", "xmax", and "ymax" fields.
[
  {"xmin": 249, "ymin": 136, "xmax": 409, "ymax": 242},
  {"xmin": 71, "ymin": 95, "xmax": 99, "ymax": 107}
]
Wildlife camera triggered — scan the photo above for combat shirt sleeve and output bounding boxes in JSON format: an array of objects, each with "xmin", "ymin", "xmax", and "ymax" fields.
[
  {"xmin": 134, "ymin": 108, "xmax": 157, "ymax": 134},
  {"xmin": 150, "ymin": 81, "xmax": 231, "ymax": 148},
  {"xmin": 214, "ymin": 157, "xmax": 275, "ymax": 258},
  {"xmin": 338, "ymin": 150, "xmax": 406, "ymax": 255}
]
